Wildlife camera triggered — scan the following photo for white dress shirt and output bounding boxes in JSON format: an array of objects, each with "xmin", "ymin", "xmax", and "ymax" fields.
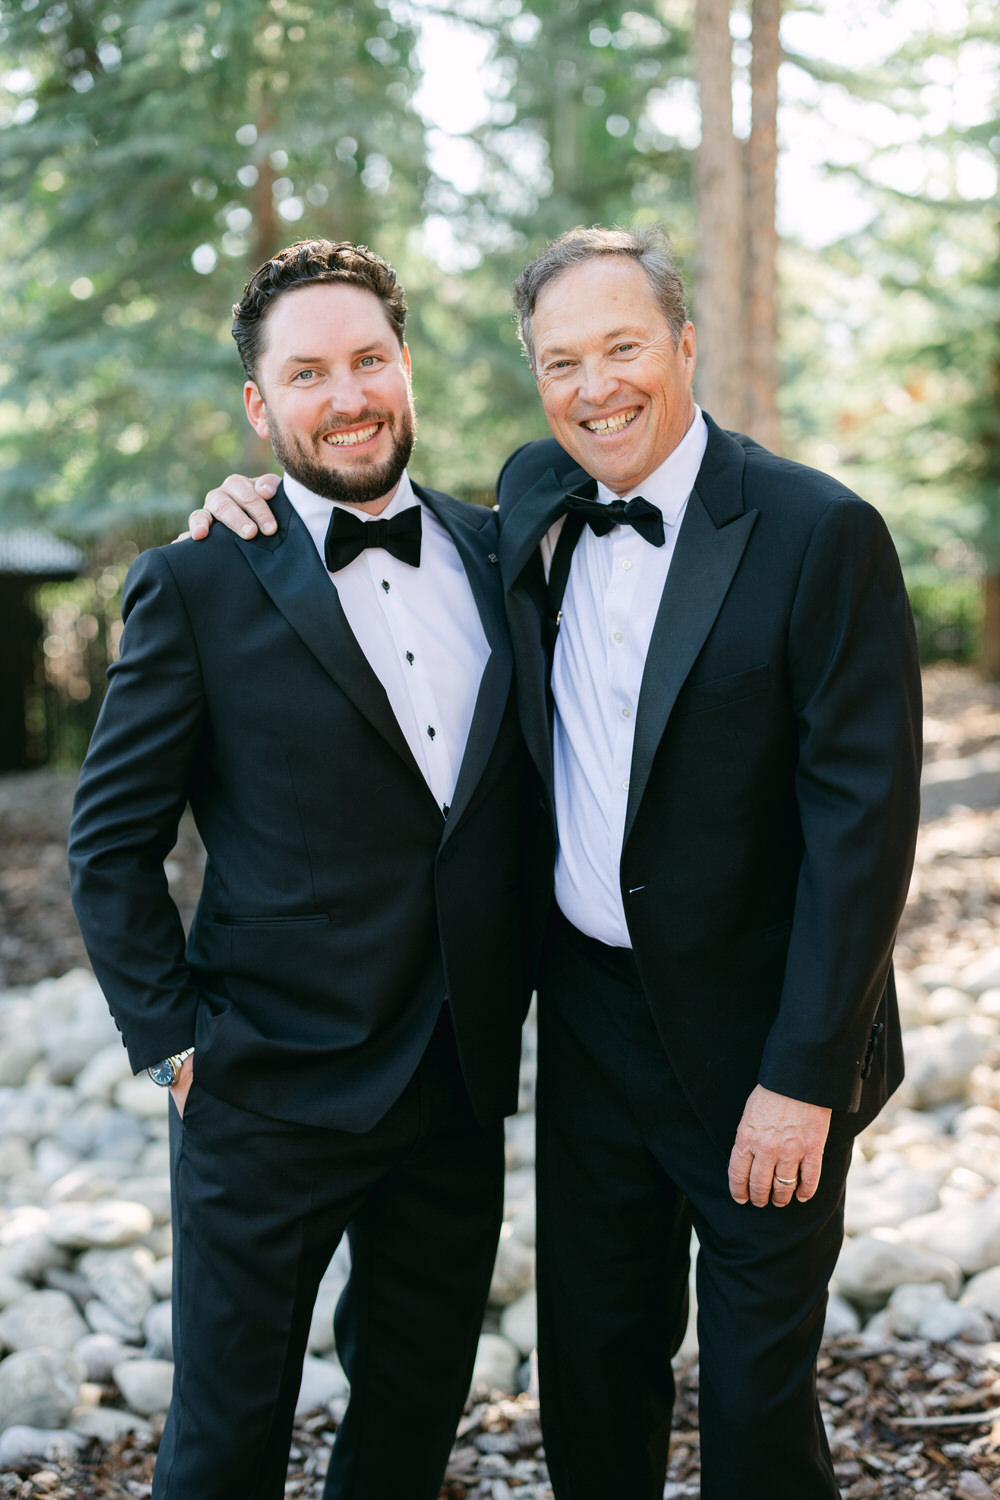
[
  {"xmin": 550, "ymin": 408, "xmax": 709, "ymax": 947},
  {"xmin": 283, "ymin": 471, "xmax": 490, "ymax": 815}
]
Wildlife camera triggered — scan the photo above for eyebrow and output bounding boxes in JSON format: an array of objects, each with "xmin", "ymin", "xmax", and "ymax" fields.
[
  {"xmin": 280, "ymin": 342, "xmax": 391, "ymax": 367},
  {"xmin": 538, "ymin": 326, "xmax": 645, "ymax": 359}
]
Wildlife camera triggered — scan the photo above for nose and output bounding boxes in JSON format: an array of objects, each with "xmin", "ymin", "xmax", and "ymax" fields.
[
  {"xmin": 326, "ymin": 368, "xmax": 369, "ymax": 418},
  {"xmin": 577, "ymin": 357, "xmax": 620, "ymax": 407}
]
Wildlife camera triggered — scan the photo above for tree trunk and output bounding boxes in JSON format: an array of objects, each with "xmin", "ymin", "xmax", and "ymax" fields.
[
  {"xmin": 693, "ymin": 0, "xmax": 748, "ymax": 431},
  {"xmin": 745, "ymin": 0, "xmax": 781, "ymax": 453}
]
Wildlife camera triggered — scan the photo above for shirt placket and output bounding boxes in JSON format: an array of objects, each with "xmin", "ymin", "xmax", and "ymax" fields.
[
  {"xmin": 604, "ymin": 528, "xmax": 641, "ymax": 862},
  {"xmin": 367, "ymin": 552, "xmax": 455, "ymax": 810}
]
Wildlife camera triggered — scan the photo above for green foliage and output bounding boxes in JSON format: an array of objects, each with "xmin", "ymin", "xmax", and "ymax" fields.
[{"xmin": 0, "ymin": 0, "xmax": 426, "ymax": 529}]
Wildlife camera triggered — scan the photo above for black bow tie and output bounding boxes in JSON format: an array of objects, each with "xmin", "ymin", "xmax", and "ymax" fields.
[
  {"xmin": 564, "ymin": 492, "xmax": 664, "ymax": 547},
  {"xmin": 324, "ymin": 504, "xmax": 422, "ymax": 572}
]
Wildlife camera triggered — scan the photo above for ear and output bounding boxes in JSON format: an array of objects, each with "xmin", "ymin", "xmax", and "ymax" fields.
[
  {"xmin": 402, "ymin": 342, "xmax": 412, "ymax": 383},
  {"xmin": 679, "ymin": 322, "xmax": 697, "ymax": 382},
  {"xmin": 244, "ymin": 381, "xmax": 269, "ymax": 439}
]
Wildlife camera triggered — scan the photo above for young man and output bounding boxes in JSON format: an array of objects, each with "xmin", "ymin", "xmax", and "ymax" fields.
[{"xmin": 69, "ymin": 240, "xmax": 532, "ymax": 1500}]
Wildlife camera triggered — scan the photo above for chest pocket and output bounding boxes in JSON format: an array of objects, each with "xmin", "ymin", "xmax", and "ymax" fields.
[{"xmin": 676, "ymin": 662, "xmax": 770, "ymax": 717}]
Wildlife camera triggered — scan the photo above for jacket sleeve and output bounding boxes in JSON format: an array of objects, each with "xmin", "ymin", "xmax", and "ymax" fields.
[
  {"xmin": 756, "ymin": 495, "xmax": 922, "ymax": 1110},
  {"xmin": 68, "ymin": 547, "xmax": 206, "ymax": 1072}
]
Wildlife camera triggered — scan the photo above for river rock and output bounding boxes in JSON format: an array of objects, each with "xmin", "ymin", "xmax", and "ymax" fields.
[
  {"xmin": 113, "ymin": 1356, "xmax": 174, "ymax": 1416},
  {"xmin": 903, "ymin": 1018, "xmax": 999, "ymax": 1107},
  {"xmin": 0, "ymin": 1289, "xmax": 89, "ymax": 1352},
  {"xmin": 844, "ymin": 1163, "xmax": 941, "ymax": 1235},
  {"xmin": 898, "ymin": 1191, "xmax": 1000, "ymax": 1275},
  {"xmin": 73, "ymin": 1331, "xmax": 141, "ymax": 1382},
  {"xmin": 471, "ymin": 1333, "xmax": 520, "ymax": 1396},
  {"xmin": 71, "ymin": 1404, "xmax": 152, "ymax": 1443},
  {"xmin": 958, "ymin": 952, "xmax": 1000, "ymax": 995},
  {"xmin": 78, "ymin": 1245, "xmax": 156, "ymax": 1328},
  {"xmin": 47, "ymin": 1199, "xmax": 153, "ymax": 1250},
  {"xmin": 834, "ymin": 1230, "xmax": 963, "ymax": 1307},
  {"xmin": 0, "ymin": 1423, "xmax": 87, "ymax": 1467},
  {"xmin": 143, "ymin": 1300, "xmax": 173, "ymax": 1359},
  {"xmin": 0, "ymin": 1348, "xmax": 84, "ymax": 1432},
  {"xmin": 73, "ymin": 1044, "xmax": 134, "ymax": 1103},
  {"xmin": 113, "ymin": 1074, "xmax": 168, "ymax": 1119},
  {"xmin": 488, "ymin": 1230, "xmax": 535, "ymax": 1307},
  {"xmin": 499, "ymin": 1290, "xmax": 537, "ymax": 1357},
  {"xmin": 147, "ymin": 1256, "xmax": 173, "ymax": 1300},
  {"xmin": 823, "ymin": 1292, "xmax": 861, "ymax": 1339},
  {"xmin": 0, "ymin": 1086, "xmax": 76, "ymax": 1144},
  {"xmin": 296, "ymin": 1354, "xmax": 349, "ymax": 1416},
  {"xmin": 882, "ymin": 1280, "xmax": 992, "ymax": 1341},
  {"xmin": 960, "ymin": 1265, "xmax": 1000, "ymax": 1318},
  {"xmin": 85, "ymin": 1298, "xmax": 142, "ymax": 1343}
]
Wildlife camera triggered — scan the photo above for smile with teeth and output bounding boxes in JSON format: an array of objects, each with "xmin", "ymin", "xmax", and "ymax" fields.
[
  {"xmin": 582, "ymin": 408, "xmax": 640, "ymax": 435},
  {"xmin": 323, "ymin": 422, "xmax": 382, "ymax": 447}
]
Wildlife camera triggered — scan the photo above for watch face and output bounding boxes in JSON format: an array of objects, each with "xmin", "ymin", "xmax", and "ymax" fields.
[{"xmin": 148, "ymin": 1058, "xmax": 177, "ymax": 1086}]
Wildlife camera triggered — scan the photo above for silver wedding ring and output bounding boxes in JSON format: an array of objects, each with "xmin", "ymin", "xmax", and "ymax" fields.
[{"xmin": 773, "ymin": 1175, "xmax": 797, "ymax": 1185}]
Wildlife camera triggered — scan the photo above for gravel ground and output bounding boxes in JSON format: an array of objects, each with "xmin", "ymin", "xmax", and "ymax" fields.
[{"xmin": 1, "ymin": 660, "xmax": 999, "ymax": 1499}]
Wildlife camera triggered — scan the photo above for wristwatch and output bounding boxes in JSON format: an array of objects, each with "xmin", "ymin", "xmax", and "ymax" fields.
[{"xmin": 147, "ymin": 1048, "xmax": 195, "ymax": 1087}]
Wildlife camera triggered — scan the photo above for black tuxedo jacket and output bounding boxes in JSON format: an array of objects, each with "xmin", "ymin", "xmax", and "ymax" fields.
[
  {"xmin": 69, "ymin": 483, "xmax": 531, "ymax": 1132},
  {"xmin": 497, "ymin": 415, "xmax": 922, "ymax": 1145}
]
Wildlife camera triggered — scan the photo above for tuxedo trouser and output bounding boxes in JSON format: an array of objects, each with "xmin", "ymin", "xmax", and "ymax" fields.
[
  {"xmin": 154, "ymin": 1006, "xmax": 505, "ymax": 1500},
  {"xmin": 535, "ymin": 913, "xmax": 849, "ymax": 1500}
]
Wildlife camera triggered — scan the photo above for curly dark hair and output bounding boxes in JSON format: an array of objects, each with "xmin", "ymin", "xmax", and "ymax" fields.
[{"xmin": 232, "ymin": 239, "xmax": 407, "ymax": 382}]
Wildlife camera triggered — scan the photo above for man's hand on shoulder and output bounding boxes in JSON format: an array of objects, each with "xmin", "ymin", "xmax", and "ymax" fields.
[
  {"xmin": 728, "ymin": 1084, "xmax": 832, "ymax": 1208},
  {"xmin": 183, "ymin": 473, "xmax": 281, "ymax": 542}
]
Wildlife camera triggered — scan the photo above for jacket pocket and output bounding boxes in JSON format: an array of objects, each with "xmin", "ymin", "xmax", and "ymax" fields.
[
  {"xmin": 677, "ymin": 663, "xmax": 770, "ymax": 717},
  {"xmin": 213, "ymin": 913, "xmax": 330, "ymax": 929}
]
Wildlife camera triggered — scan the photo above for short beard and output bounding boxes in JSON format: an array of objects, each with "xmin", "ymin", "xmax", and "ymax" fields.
[{"xmin": 267, "ymin": 403, "xmax": 416, "ymax": 508}]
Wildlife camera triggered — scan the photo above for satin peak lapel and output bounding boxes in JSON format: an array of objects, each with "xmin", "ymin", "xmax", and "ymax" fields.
[
  {"xmin": 418, "ymin": 487, "xmax": 513, "ymax": 834},
  {"xmin": 236, "ymin": 487, "xmax": 422, "ymax": 780},
  {"xmin": 624, "ymin": 489, "xmax": 758, "ymax": 846},
  {"xmin": 499, "ymin": 462, "xmax": 592, "ymax": 798}
]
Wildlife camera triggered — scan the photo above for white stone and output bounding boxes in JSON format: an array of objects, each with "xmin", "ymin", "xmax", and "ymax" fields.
[
  {"xmin": 918, "ymin": 1300, "xmax": 992, "ymax": 1344},
  {"xmin": 925, "ymin": 987, "xmax": 976, "ymax": 1021},
  {"xmin": 894, "ymin": 971, "xmax": 931, "ymax": 1028},
  {"xmin": 903, "ymin": 1018, "xmax": 999, "ymax": 1108},
  {"xmin": 958, "ymin": 951, "xmax": 1000, "ymax": 996},
  {"xmin": 823, "ymin": 1293, "xmax": 861, "ymax": 1340},
  {"xmin": 113, "ymin": 1074, "xmax": 169, "ymax": 1119},
  {"xmin": 0, "ymin": 1289, "xmax": 89, "ymax": 1353},
  {"xmin": 143, "ymin": 1301, "xmax": 173, "ymax": 1359},
  {"xmin": 307, "ymin": 1278, "xmax": 340, "ymax": 1356},
  {"xmin": 45, "ymin": 1163, "xmax": 127, "ymax": 1206},
  {"xmin": 0, "ymin": 1424, "xmax": 87, "ymax": 1467},
  {"xmin": 885, "ymin": 1281, "xmax": 952, "ymax": 1337},
  {"xmin": 488, "ymin": 1229, "xmax": 535, "ymax": 1307},
  {"xmin": 844, "ymin": 1166, "xmax": 941, "ymax": 1235},
  {"xmin": 70, "ymin": 1405, "xmax": 152, "ymax": 1443},
  {"xmin": 0, "ymin": 1137, "xmax": 33, "ymax": 1181},
  {"xmin": 506, "ymin": 1203, "xmax": 536, "ymax": 1248},
  {"xmin": 499, "ymin": 1290, "xmax": 537, "ymax": 1357},
  {"xmin": 47, "ymin": 1199, "xmax": 153, "ymax": 1250},
  {"xmin": 470, "ymin": 1333, "xmax": 520, "ymax": 1396},
  {"xmin": 961, "ymin": 1265, "xmax": 1000, "ymax": 1319},
  {"xmin": 954, "ymin": 1106, "xmax": 1000, "ymax": 1139},
  {"xmin": 73, "ymin": 1331, "xmax": 140, "ymax": 1383},
  {"xmin": 85, "ymin": 1298, "xmax": 142, "ymax": 1343},
  {"xmin": 0, "ymin": 1348, "xmax": 84, "ymax": 1432},
  {"xmin": 504, "ymin": 1113, "xmax": 535, "ymax": 1169},
  {"xmin": 113, "ymin": 1357, "xmax": 174, "ymax": 1416},
  {"xmin": 0, "ymin": 1038, "xmax": 45, "ymax": 1088},
  {"xmin": 296, "ymin": 1354, "xmax": 349, "ymax": 1416},
  {"xmin": 955, "ymin": 1470, "xmax": 996, "ymax": 1500},
  {"xmin": 117, "ymin": 1176, "xmax": 172, "ymax": 1224},
  {"xmin": 969, "ymin": 1065, "xmax": 1000, "ymax": 1110},
  {"xmin": 0, "ymin": 1086, "xmax": 76, "ymax": 1144},
  {"xmin": 0, "ymin": 1224, "xmax": 65, "ymax": 1282},
  {"xmin": 978, "ymin": 990, "xmax": 1000, "ymax": 1021},
  {"xmin": 147, "ymin": 1256, "xmax": 173, "ymax": 1301},
  {"xmin": 834, "ymin": 1230, "xmax": 963, "ymax": 1308},
  {"xmin": 72, "ymin": 1044, "xmax": 134, "ymax": 1102},
  {"xmin": 898, "ymin": 1190, "xmax": 1000, "ymax": 1276},
  {"xmin": 78, "ymin": 1246, "xmax": 156, "ymax": 1329}
]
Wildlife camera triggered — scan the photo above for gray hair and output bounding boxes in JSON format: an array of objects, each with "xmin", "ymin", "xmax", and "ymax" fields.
[{"xmin": 512, "ymin": 224, "xmax": 688, "ymax": 371}]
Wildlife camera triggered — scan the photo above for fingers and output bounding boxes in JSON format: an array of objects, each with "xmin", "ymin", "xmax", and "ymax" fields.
[
  {"xmin": 186, "ymin": 510, "xmax": 211, "ymax": 540},
  {"xmin": 727, "ymin": 1143, "xmax": 753, "ymax": 1205},
  {"xmin": 796, "ymin": 1149, "xmax": 823, "ymax": 1203},
  {"xmin": 207, "ymin": 473, "xmax": 280, "ymax": 539}
]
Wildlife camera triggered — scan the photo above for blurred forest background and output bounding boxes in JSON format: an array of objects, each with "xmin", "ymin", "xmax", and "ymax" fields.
[{"xmin": 0, "ymin": 0, "xmax": 997, "ymax": 767}]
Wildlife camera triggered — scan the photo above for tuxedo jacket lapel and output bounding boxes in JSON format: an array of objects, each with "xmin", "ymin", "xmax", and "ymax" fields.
[
  {"xmin": 237, "ymin": 486, "xmax": 424, "ymax": 781},
  {"xmin": 499, "ymin": 460, "xmax": 592, "ymax": 798},
  {"xmin": 624, "ymin": 437, "xmax": 758, "ymax": 847},
  {"xmin": 416, "ymin": 486, "xmax": 513, "ymax": 834}
]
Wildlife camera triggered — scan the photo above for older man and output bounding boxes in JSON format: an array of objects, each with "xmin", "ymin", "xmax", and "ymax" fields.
[{"xmin": 196, "ymin": 224, "xmax": 921, "ymax": 1500}]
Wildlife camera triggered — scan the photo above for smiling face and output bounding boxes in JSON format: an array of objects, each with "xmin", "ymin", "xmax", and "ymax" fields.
[
  {"xmin": 244, "ymin": 281, "xmax": 415, "ymax": 513},
  {"xmin": 530, "ymin": 256, "xmax": 697, "ymax": 495}
]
